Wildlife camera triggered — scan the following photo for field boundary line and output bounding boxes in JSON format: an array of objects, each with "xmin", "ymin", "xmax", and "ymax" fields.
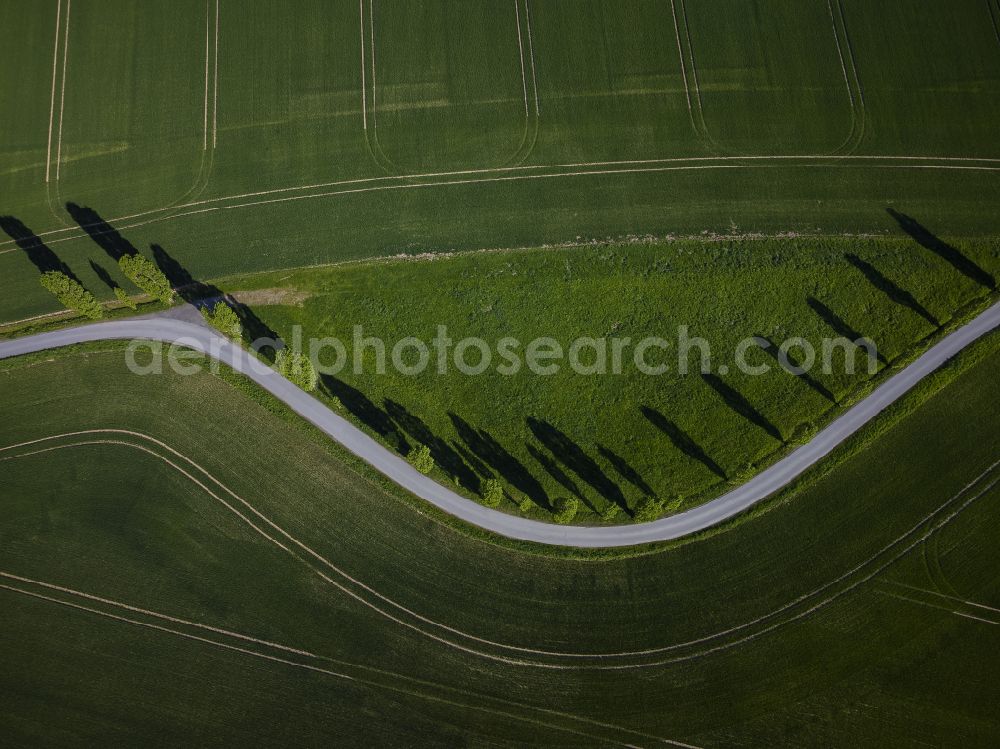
[
  {"xmin": 44, "ymin": 0, "xmax": 63, "ymax": 183},
  {"xmin": 5, "ymin": 154, "xmax": 1000, "ymax": 253}
]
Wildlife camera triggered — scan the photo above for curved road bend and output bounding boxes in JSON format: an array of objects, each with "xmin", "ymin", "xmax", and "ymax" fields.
[{"xmin": 2, "ymin": 301, "xmax": 999, "ymax": 548}]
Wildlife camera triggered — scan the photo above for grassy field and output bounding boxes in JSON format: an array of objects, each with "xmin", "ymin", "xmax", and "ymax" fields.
[
  {"xmin": 2, "ymin": 334, "xmax": 1000, "ymax": 744},
  {"xmin": 1, "ymin": 0, "xmax": 999, "ymax": 323},
  {"xmin": 206, "ymin": 234, "xmax": 999, "ymax": 522}
]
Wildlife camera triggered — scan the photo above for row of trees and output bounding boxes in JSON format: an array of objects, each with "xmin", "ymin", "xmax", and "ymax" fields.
[
  {"xmin": 39, "ymin": 271, "xmax": 104, "ymax": 320},
  {"xmin": 38, "ymin": 253, "xmax": 174, "ymax": 319},
  {"xmin": 397, "ymin": 452, "xmax": 678, "ymax": 526}
]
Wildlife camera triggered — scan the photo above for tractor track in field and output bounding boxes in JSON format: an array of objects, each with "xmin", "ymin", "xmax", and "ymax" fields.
[
  {"xmin": 2, "ymin": 428, "xmax": 998, "ymax": 673},
  {"xmin": 3, "ymin": 153, "xmax": 999, "ymax": 257},
  {"xmin": 0, "ymin": 572, "xmax": 690, "ymax": 747}
]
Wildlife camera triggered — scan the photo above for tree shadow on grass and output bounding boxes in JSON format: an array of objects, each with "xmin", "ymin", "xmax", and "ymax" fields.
[
  {"xmin": 450, "ymin": 441, "xmax": 493, "ymax": 483},
  {"xmin": 319, "ymin": 374, "xmax": 410, "ymax": 455},
  {"xmin": 640, "ymin": 406, "xmax": 727, "ymax": 480},
  {"xmin": 700, "ymin": 374, "xmax": 784, "ymax": 443},
  {"xmin": 151, "ymin": 244, "xmax": 281, "ymax": 358},
  {"xmin": 0, "ymin": 215, "xmax": 79, "ymax": 281},
  {"xmin": 385, "ymin": 399, "xmax": 478, "ymax": 491},
  {"xmin": 807, "ymin": 297, "xmax": 887, "ymax": 366},
  {"xmin": 888, "ymin": 208, "xmax": 995, "ymax": 291},
  {"xmin": 524, "ymin": 443, "xmax": 575, "ymax": 510},
  {"xmin": 845, "ymin": 253, "xmax": 939, "ymax": 328},
  {"xmin": 754, "ymin": 335, "xmax": 837, "ymax": 403},
  {"xmin": 596, "ymin": 444, "xmax": 654, "ymax": 498},
  {"xmin": 66, "ymin": 202, "xmax": 138, "ymax": 261},
  {"xmin": 449, "ymin": 412, "xmax": 548, "ymax": 506},
  {"xmin": 88, "ymin": 260, "xmax": 120, "ymax": 291},
  {"xmin": 526, "ymin": 417, "xmax": 627, "ymax": 511}
]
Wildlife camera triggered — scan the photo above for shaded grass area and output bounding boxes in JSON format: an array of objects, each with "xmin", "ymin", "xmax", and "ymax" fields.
[
  {"xmin": 1, "ymin": 336, "xmax": 1000, "ymax": 744},
  {"xmin": 221, "ymin": 235, "xmax": 1000, "ymax": 522}
]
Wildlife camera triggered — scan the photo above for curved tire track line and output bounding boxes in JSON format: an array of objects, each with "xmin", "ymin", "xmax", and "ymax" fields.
[
  {"xmin": 0, "ymin": 435, "xmax": 573, "ymax": 669},
  {"xmin": 3, "ymin": 430, "xmax": 997, "ymax": 672},
  {"xmin": 3, "ymin": 153, "xmax": 999, "ymax": 254},
  {"xmin": 0, "ymin": 575, "xmax": 682, "ymax": 747}
]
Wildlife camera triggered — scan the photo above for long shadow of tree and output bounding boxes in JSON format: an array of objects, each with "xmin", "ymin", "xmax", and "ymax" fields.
[
  {"xmin": 66, "ymin": 202, "xmax": 138, "ymax": 261},
  {"xmin": 807, "ymin": 297, "xmax": 887, "ymax": 366},
  {"xmin": 845, "ymin": 253, "xmax": 939, "ymax": 327},
  {"xmin": 754, "ymin": 335, "xmax": 837, "ymax": 403},
  {"xmin": 524, "ymin": 443, "xmax": 576, "ymax": 510},
  {"xmin": 319, "ymin": 374, "xmax": 409, "ymax": 454},
  {"xmin": 0, "ymin": 216, "xmax": 79, "ymax": 281},
  {"xmin": 701, "ymin": 374, "xmax": 784, "ymax": 443},
  {"xmin": 449, "ymin": 412, "xmax": 548, "ymax": 506},
  {"xmin": 640, "ymin": 406, "xmax": 727, "ymax": 480},
  {"xmin": 450, "ymin": 441, "xmax": 493, "ymax": 482},
  {"xmin": 150, "ymin": 244, "xmax": 280, "ymax": 357},
  {"xmin": 385, "ymin": 400, "xmax": 478, "ymax": 490},
  {"xmin": 888, "ymin": 208, "xmax": 995, "ymax": 290},
  {"xmin": 596, "ymin": 443, "xmax": 654, "ymax": 498},
  {"xmin": 526, "ymin": 417, "xmax": 627, "ymax": 511},
  {"xmin": 88, "ymin": 260, "xmax": 120, "ymax": 291}
]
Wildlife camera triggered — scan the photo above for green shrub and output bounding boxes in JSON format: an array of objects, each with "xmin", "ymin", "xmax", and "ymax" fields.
[
  {"xmin": 39, "ymin": 271, "xmax": 103, "ymax": 320},
  {"xmin": 275, "ymin": 348, "xmax": 319, "ymax": 392},
  {"xmin": 407, "ymin": 444, "xmax": 435, "ymax": 474},
  {"xmin": 480, "ymin": 478, "xmax": 504, "ymax": 507},
  {"xmin": 600, "ymin": 502, "xmax": 621, "ymax": 522},
  {"xmin": 201, "ymin": 301, "xmax": 242, "ymax": 338},
  {"xmin": 552, "ymin": 496, "xmax": 579, "ymax": 524},
  {"xmin": 113, "ymin": 287, "xmax": 137, "ymax": 310},
  {"xmin": 518, "ymin": 497, "xmax": 534, "ymax": 513},
  {"xmin": 664, "ymin": 496, "xmax": 685, "ymax": 514},
  {"xmin": 633, "ymin": 496, "xmax": 666, "ymax": 523},
  {"xmin": 118, "ymin": 253, "xmax": 174, "ymax": 304}
]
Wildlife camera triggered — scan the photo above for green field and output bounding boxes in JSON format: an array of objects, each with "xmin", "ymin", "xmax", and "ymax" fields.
[
  {"xmin": 2, "ymin": 333, "xmax": 1000, "ymax": 745},
  {"xmin": 217, "ymin": 234, "xmax": 999, "ymax": 521},
  {"xmin": 2, "ymin": 0, "xmax": 999, "ymax": 324},
  {"xmin": 3, "ymin": 0, "xmax": 1000, "ymax": 742}
]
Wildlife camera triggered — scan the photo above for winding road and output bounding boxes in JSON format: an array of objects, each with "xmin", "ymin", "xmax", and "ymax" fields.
[{"xmin": 2, "ymin": 301, "xmax": 999, "ymax": 548}]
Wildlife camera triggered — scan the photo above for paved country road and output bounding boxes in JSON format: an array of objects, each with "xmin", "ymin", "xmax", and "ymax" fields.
[{"xmin": 2, "ymin": 302, "xmax": 999, "ymax": 548}]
